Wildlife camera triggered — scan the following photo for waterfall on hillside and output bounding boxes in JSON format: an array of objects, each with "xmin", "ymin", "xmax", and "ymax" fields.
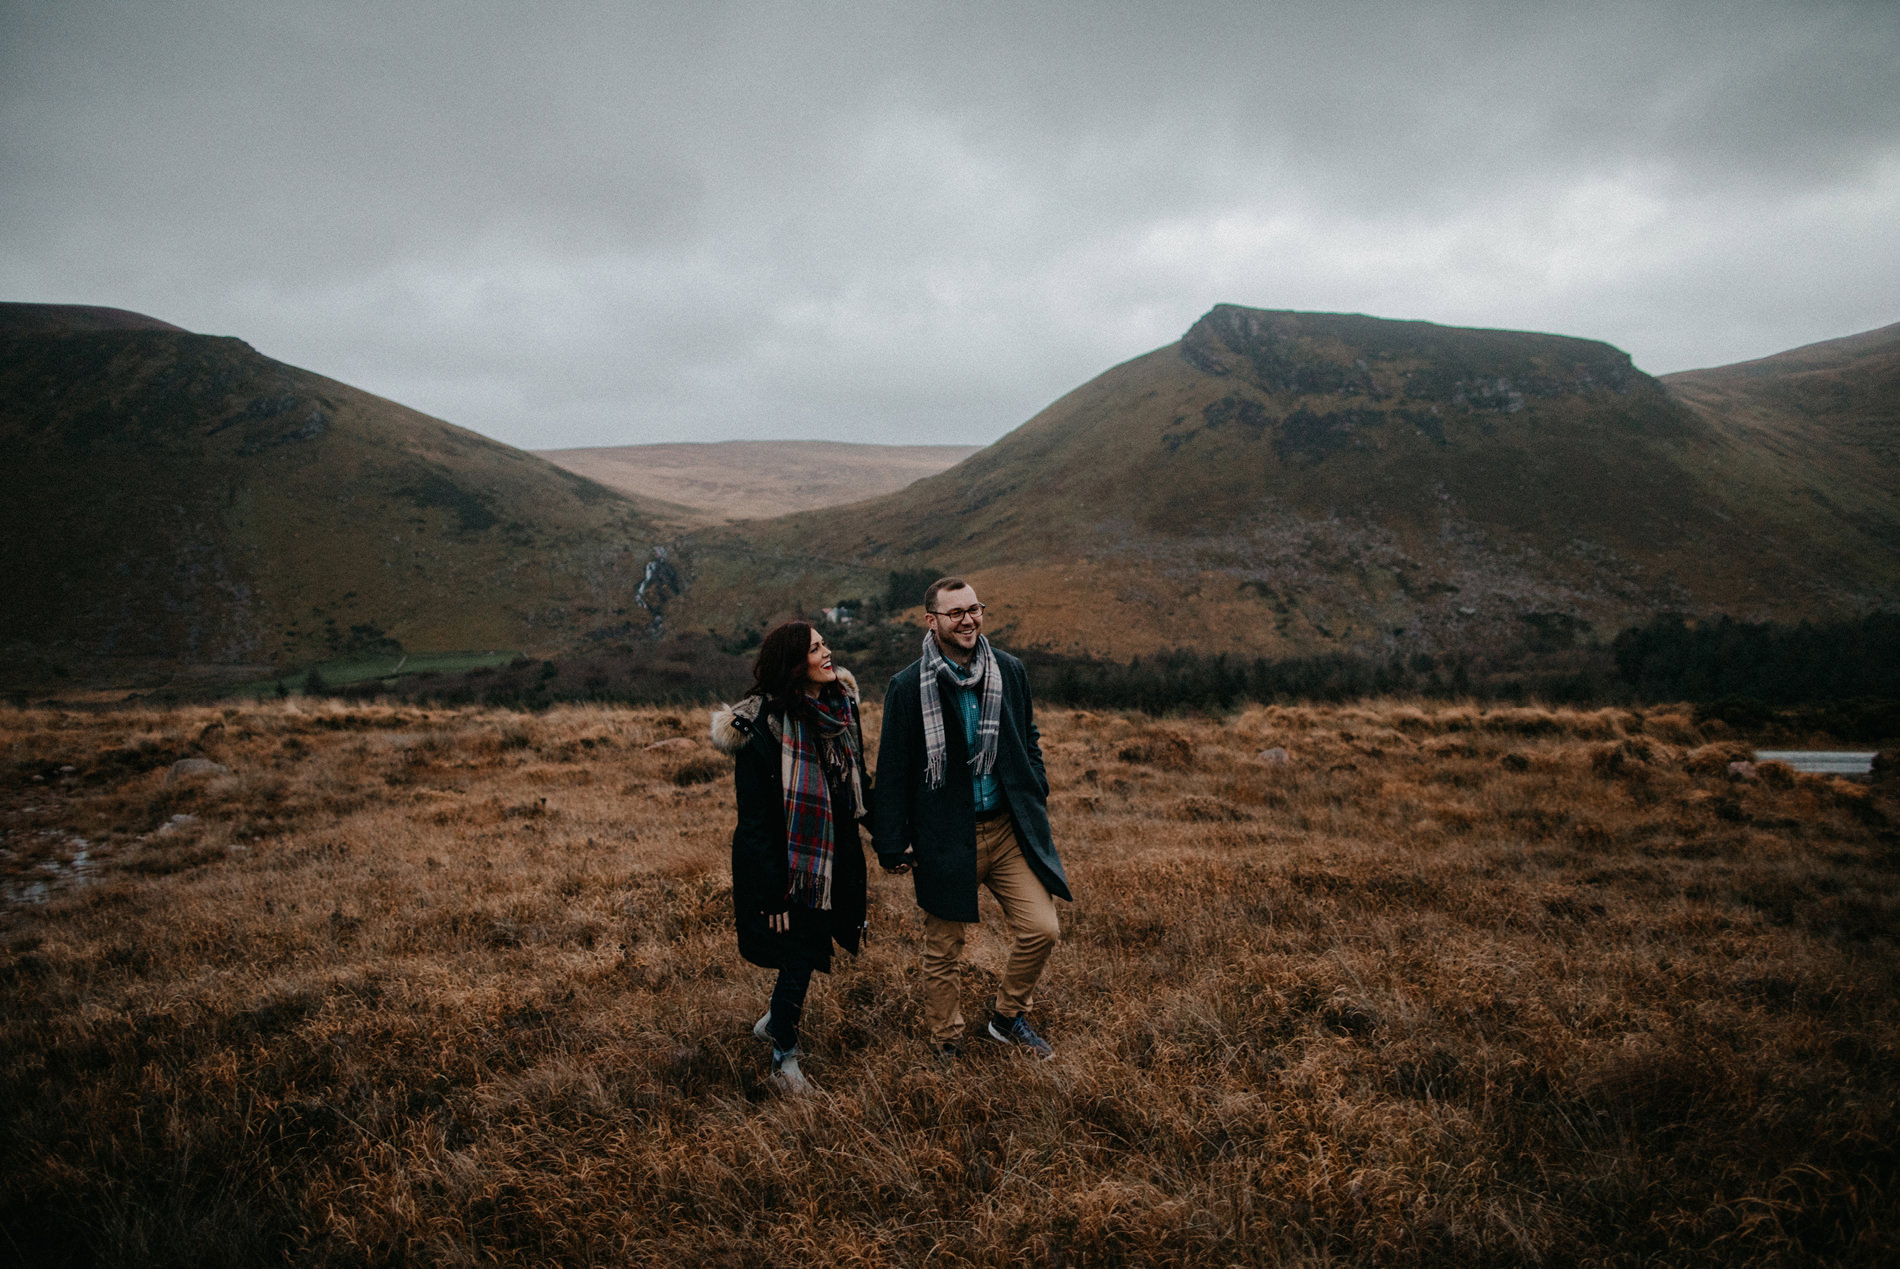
[{"xmin": 634, "ymin": 546, "xmax": 680, "ymax": 636}]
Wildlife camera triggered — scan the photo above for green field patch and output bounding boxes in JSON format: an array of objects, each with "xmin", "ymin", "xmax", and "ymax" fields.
[{"xmin": 232, "ymin": 651, "xmax": 521, "ymax": 698}]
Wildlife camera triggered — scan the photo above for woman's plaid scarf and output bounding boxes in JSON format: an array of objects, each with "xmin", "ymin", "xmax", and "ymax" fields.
[
  {"xmin": 778, "ymin": 686, "xmax": 865, "ymax": 911},
  {"xmin": 920, "ymin": 630, "xmax": 1001, "ymax": 791}
]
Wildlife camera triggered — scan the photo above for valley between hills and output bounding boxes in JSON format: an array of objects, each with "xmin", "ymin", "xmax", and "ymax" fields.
[
  {"xmin": 534, "ymin": 440, "xmax": 982, "ymax": 526},
  {"xmin": 2, "ymin": 300, "xmax": 1896, "ymax": 701}
]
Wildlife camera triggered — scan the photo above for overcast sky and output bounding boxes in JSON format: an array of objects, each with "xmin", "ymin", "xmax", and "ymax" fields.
[{"xmin": 4, "ymin": 1, "xmax": 1896, "ymax": 449}]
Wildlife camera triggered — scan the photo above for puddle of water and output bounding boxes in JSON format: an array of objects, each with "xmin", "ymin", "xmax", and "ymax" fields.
[
  {"xmin": 2, "ymin": 834, "xmax": 102, "ymax": 905},
  {"xmin": 1754, "ymin": 750, "xmax": 1878, "ymax": 776}
]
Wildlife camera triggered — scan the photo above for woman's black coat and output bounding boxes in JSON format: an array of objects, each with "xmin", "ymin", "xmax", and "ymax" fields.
[
  {"xmin": 714, "ymin": 685, "xmax": 869, "ymax": 973},
  {"xmin": 871, "ymin": 646, "xmax": 1071, "ymax": 923}
]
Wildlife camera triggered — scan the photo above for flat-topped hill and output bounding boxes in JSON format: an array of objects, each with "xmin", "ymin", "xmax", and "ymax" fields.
[
  {"xmin": 671, "ymin": 306, "xmax": 1900, "ymax": 661},
  {"xmin": 0, "ymin": 302, "xmax": 190, "ymax": 334}
]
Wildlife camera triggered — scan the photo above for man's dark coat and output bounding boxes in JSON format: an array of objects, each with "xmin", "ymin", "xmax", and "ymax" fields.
[{"xmin": 872, "ymin": 647, "xmax": 1071, "ymax": 922}]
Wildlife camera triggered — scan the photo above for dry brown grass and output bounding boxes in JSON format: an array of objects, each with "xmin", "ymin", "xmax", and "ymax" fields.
[{"xmin": 2, "ymin": 698, "xmax": 1896, "ymax": 1266}]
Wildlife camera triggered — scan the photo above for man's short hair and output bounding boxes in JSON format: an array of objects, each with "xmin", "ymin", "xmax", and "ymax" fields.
[{"xmin": 923, "ymin": 576, "xmax": 971, "ymax": 613}]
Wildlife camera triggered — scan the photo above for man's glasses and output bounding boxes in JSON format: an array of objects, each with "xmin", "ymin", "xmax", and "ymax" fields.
[{"xmin": 928, "ymin": 604, "xmax": 986, "ymax": 623}]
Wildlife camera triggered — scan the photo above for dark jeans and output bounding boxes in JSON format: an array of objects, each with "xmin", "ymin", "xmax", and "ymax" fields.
[{"xmin": 769, "ymin": 963, "xmax": 812, "ymax": 1051}]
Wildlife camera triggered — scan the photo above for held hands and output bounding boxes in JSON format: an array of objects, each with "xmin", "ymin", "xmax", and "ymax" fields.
[{"xmin": 766, "ymin": 849, "xmax": 912, "ymax": 934}]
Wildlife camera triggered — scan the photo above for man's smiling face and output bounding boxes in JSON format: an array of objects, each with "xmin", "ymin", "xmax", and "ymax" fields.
[{"xmin": 925, "ymin": 584, "xmax": 983, "ymax": 661}]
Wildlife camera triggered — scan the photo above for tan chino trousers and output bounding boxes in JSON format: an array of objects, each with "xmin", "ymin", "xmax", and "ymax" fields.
[{"xmin": 921, "ymin": 815, "xmax": 1061, "ymax": 1043}]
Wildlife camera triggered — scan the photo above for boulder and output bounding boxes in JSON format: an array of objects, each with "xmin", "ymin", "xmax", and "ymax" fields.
[{"xmin": 1257, "ymin": 747, "xmax": 1292, "ymax": 765}]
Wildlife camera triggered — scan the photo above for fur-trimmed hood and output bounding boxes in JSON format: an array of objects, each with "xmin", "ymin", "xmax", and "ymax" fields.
[{"xmin": 709, "ymin": 667, "xmax": 859, "ymax": 755}]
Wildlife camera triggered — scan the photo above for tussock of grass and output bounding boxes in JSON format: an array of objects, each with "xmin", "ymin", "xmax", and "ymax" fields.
[{"xmin": 2, "ymin": 699, "xmax": 1896, "ymax": 1265}]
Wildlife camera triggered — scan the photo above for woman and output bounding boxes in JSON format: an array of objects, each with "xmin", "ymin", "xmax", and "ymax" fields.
[{"xmin": 710, "ymin": 621, "xmax": 870, "ymax": 1093}]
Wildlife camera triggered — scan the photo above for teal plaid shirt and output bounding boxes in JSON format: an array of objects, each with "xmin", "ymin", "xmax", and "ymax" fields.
[{"xmin": 947, "ymin": 666, "xmax": 1000, "ymax": 813}]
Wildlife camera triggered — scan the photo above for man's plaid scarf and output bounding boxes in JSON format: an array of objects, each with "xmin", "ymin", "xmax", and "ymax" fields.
[
  {"xmin": 920, "ymin": 630, "xmax": 1001, "ymax": 791},
  {"xmin": 779, "ymin": 686, "xmax": 865, "ymax": 911}
]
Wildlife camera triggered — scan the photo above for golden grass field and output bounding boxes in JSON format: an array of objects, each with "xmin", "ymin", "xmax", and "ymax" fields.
[{"xmin": 2, "ymin": 697, "xmax": 1896, "ymax": 1266}]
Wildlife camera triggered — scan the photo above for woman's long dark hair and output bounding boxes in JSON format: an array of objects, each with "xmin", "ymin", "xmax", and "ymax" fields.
[{"xmin": 751, "ymin": 620, "xmax": 819, "ymax": 714}]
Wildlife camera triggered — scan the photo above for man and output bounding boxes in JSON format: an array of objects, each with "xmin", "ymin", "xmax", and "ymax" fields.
[{"xmin": 873, "ymin": 577, "xmax": 1072, "ymax": 1059}]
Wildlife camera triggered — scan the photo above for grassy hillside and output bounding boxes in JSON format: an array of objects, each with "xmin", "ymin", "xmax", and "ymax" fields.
[
  {"xmin": 1662, "ymin": 321, "xmax": 1900, "ymax": 597},
  {"xmin": 3, "ymin": 699, "xmax": 1895, "ymax": 1263},
  {"xmin": 670, "ymin": 307, "xmax": 1900, "ymax": 662},
  {"xmin": 0, "ymin": 307, "xmax": 673, "ymax": 692}
]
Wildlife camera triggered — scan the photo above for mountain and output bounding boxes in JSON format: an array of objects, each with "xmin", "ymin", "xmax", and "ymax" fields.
[
  {"xmin": 0, "ymin": 304, "xmax": 190, "ymax": 334},
  {"xmin": 1, "ymin": 304, "xmax": 670, "ymax": 690},
  {"xmin": 1660, "ymin": 322, "xmax": 1900, "ymax": 579},
  {"xmin": 669, "ymin": 306, "xmax": 1900, "ymax": 660},
  {"xmin": 11, "ymin": 299, "xmax": 1891, "ymax": 690},
  {"xmin": 534, "ymin": 440, "xmax": 982, "ymax": 525}
]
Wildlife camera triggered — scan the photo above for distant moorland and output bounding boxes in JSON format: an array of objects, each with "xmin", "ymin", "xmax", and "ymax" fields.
[{"xmin": 534, "ymin": 440, "xmax": 981, "ymax": 525}]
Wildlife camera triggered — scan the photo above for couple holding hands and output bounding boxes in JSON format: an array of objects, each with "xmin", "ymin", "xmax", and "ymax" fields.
[{"xmin": 710, "ymin": 577, "xmax": 1071, "ymax": 1093}]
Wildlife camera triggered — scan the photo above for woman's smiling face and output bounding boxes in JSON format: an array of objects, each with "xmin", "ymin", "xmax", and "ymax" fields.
[{"xmin": 802, "ymin": 628, "xmax": 837, "ymax": 694}]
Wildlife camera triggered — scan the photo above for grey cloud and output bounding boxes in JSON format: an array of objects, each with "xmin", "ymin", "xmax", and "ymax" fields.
[{"xmin": 2, "ymin": 1, "xmax": 1895, "ymax": 448}]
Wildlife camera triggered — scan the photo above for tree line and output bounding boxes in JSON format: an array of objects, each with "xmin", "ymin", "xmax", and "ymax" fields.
[
  {"xmin": 308, "ymin": 610, "xmax": 1898, "ymax": 739},
  {"xmin": 1611, "ymin": 612, "xmax": 1900, "ymax": 703}
]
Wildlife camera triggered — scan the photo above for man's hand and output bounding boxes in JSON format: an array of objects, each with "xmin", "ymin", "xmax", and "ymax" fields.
[
  {"xmin": 767, "ymin": 910, "xmax": 790, "ymax": 934},
  {"xmin": 880, "ymin": 850, "xmax": 916, "ymax": 875}
]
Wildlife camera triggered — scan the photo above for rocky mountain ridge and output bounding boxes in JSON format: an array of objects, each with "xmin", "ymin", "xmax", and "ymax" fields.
[{"xmin": 664, "ymin": 306, "xmax": 1899, "ymax": 662}]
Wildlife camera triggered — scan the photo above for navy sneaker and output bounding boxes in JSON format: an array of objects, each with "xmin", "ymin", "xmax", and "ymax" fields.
[{"xmin": 986, "ymin": 1012, "xmax": 1054, "ymax": 1059}]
